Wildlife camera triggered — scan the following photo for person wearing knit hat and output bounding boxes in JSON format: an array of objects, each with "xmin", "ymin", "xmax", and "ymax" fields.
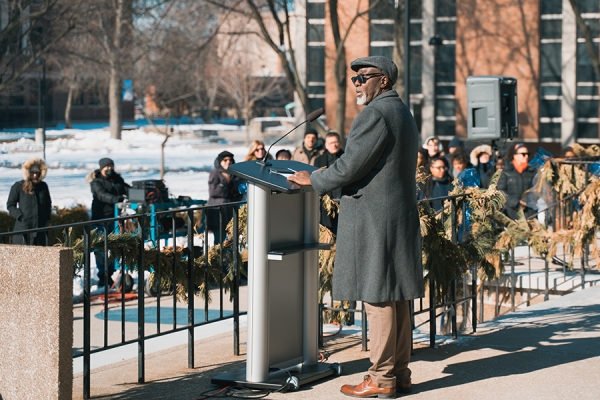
[
  {"xmin": 86, "ymin": 157, "xmax": 131, "ymax": 287},
  {"xmin": 288, "ymin": 55, "xmax": 422, "ymax": 398},
  {"xmin": 207, "ymin": 150, "xmax": 244, "ymax": 244},
  {"xmin": 6, "ymin": 157, "xmax": 52, "ymax": 245}
]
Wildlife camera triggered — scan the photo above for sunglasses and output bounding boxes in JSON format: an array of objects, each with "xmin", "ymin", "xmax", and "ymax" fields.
[
  {"xmin": 516, "ymin": 152, "xmax": 530, "ymax": 157},
  {"xmin": 351, "ymin": 73, "xmax": 383, "ymax": 84},
  {"xmin": 255, "ymin": 148, "xmax": 265, "ymax": 152}
]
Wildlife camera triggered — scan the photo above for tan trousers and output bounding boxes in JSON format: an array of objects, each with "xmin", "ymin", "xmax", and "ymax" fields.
[{"xmin": 364, "ymin": 300, "xmax": 412, "ymax": 389}]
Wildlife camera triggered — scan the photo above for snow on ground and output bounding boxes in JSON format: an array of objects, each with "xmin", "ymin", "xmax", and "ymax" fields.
[{"xmin": 0, "ymin": 126, "xmax": 291, "ymax": 211}]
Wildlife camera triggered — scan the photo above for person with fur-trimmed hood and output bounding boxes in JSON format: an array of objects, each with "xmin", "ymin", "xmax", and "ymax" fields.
[
  {"xmin": 7, "ymin": 158, "xmax": 52, "ymax": 245},
  {"xmin": 86, "ymin": 158, "xmax": 130, "ymax": 221}
]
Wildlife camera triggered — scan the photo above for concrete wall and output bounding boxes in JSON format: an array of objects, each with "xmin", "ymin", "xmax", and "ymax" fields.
[{"xmin": 0, "ymin": 245, "xmax": 73, "ymax": 400}]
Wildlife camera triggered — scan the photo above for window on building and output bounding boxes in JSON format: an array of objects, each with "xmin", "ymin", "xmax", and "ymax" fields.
[
  {"xmin": 540, "ymin": 42, "xmax": 562, "ymax": 82},
  {"xmin": 306, "ymin": 1, "xmax": 325, "ymax": 113},
  {"xmin": 542, "ymin": 0, "xmax": 562, "ymax": 15},
  {"xmin": 541, "ymin": 19, "xmax": 562, "ymax": 39},
  {"xmin": 308, "ymin": 24, "xmax": 324, "ymax": 42},
  {"xmin": 540, "ymin": 123, "xmax": 561, "ymax": 139},
  {"xmin": 577, "ymin": 42, "xmax": 599, "ymax": 139},
  {"xmin": 540, "ymin": 6, "xmax": 563, "ymax": 142},
  {"xmin": 369, "ymin": 1, "xmax": 395, "ymax": 62},
  {"xmin": 306, "ymin": 2, "xmax": 324, "ymax": 19},
  {"xmin": 307, "ymin": 46, "xmax": 325, "ymax": 82},
  {"xmin": 8, "ymin": 85, "xmax": 25, "ymax": 107},
  {"xmin": 435, "ymin": 0, "xmax": 456, "ymax": 138},
  {"xmin": 577, "ymin": 0, "xmax": 599, "ymax": 13},
  {"xmin": 577, "ymin": 19, "xmax": 599, "ymax": 38}
]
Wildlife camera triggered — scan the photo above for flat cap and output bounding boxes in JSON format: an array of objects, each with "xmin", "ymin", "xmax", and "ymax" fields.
[{"xmin": 350, "ymin": 56, "xmax": 398, "ymax": 86}]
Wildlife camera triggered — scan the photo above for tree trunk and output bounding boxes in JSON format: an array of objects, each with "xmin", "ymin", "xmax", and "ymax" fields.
[
  {"xmin": 65, "ymin": 87, "xmax": 73, "ymax": 129},
  {"xmin": 330, "ymin": 0, "xmax": 347, "ymax": 144},
  {"xmin": 109, "ymin": 66, "xmax": 123, "ymax": 139},
  {"xmin": 334, "ymin": 51, "xmax": 347, "ymax": 143},
  {"xmin": 243, "ymin": 107, "xmax": 250, "ymax": 147},
  {"xmin": 160, "ymin": 119, "xmax": 170, "ymax": 180}
]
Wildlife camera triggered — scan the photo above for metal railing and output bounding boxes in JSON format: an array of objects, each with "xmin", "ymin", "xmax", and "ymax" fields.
[
  {"xmin": 318, "ymin": 193, "xmax": 477, "ymax": 350},
  {"xmin": 318, "ymin": 157, "xmax": 599, "ymax": 350},
  {"xmin": 1, "ymin": 156, "xmax": 597, "ymax": 397},
  {"xmin": 0, "ymin": 201, "xmax": 245, "ymax": 400}
]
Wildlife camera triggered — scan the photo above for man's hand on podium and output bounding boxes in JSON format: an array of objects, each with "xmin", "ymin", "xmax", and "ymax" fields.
[{"xmin": 287, "ymin": 170, "xmax": 312, "ymax": 186}]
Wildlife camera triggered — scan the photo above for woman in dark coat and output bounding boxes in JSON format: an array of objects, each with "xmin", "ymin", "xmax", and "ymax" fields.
[
  {"xmin": 207, "ymin": 151, "xmax": 244, "ymax": 243},
  {"xmin": 6, "ymin": 158, "xmax": 52, "ymax": 245},
  {"xmin": 420, "ymin": 156, "xmax": 453, "ymax": 212},
  {"xmin": 497, "ymin": 143, "xmax": 536, "ymax": 220}
]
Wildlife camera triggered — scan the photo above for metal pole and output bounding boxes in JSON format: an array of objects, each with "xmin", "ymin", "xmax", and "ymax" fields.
[
  {"xmin": 103, "ymin": 224, "xmax": 109, "ymax": 347},
  {"xmin": 472, "ymin": 266, "xmax": 477, "ymax": 333},
  {"xmin": 172, "ymin": 216, "xmax": 177, "ymax": 330},
  {"xmin": 362, "ymin": 302, "xmax": 368, "ymax": 352},
  {"xmin": 42, "ymin": 59, "xmax": 46, "ymax": 161},
  {"xmin": 510, "ymin": 247, "xmax": 515, "ymax": 311},
  {"xmin": 233, "ymin": 208, "xmax": 240, "ymax": 356},
  {"xmin": 429, "ymin": 277, "xmax": 436, "ymax": 348},
  {"xmin": 404, "ymin": 0, "xmax": 410, "ymax": 104},
  {"xmin": 83, "ymin": 226, "xmax": 91, "ymax": 400},
  {"xmin": 156, "ymin": 230, "xmax": 161, "ymax": 334},
  {"xmin": 528, "ymin": 246, "xmax": 531, "ymax": 306},
  {"xmin": 544, "ymin": 256, "xmax": 549, "ymax": 301},
  {"xmin": 187, "ymin": 210, "xmax": 195, "ymax": 368},
  {"xmin": 138, "ymin": 217, "xmax": 145, "ymax": 383}
]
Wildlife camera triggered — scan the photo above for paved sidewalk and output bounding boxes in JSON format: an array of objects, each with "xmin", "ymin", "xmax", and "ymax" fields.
[{"xmin": 73, "ymin": 286, "xmax": 600, "ymax": 399}]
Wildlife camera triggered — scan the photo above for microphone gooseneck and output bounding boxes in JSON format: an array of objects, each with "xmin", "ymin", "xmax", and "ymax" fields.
[{"xmin": 258, "ymin": 107, "xmax": 325, "ymax": 166}]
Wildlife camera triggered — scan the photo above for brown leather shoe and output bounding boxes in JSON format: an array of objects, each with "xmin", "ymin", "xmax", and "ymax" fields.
[
  {"xmin": 340, "ymin": 375, "xmax": 396, "ymax": 399},
  {"xmin": 397, "ymin": 377, "xmax": 411, "ymax": 394}
]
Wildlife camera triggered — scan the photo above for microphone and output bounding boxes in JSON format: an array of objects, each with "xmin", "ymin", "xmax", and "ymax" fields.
[{"xmin": 257, "ymin": 107, "xmax": 325, "ymax": 166}]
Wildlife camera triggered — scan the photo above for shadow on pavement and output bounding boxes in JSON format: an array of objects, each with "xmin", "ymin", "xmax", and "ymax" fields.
[{"xmin": 409, "ymin": 304, "xmax": 600, "ymax": 395}]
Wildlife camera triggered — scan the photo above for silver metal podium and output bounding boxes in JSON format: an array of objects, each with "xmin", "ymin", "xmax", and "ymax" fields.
[{"xmin": 211, "ymin": 160, "xmax": 341, "ymax": 391}]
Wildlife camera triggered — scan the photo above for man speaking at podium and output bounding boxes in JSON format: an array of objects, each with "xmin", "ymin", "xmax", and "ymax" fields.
[{"xmin": 288, "ymin": 56, "xmax": 424, "ymax": 398}]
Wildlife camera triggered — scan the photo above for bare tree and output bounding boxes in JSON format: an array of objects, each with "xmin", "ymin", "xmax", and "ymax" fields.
[
  {"xmin": 217, "ymin": 29, "xmax": 286, "ymax": 145},
  {"xmin": 207, "ymin": 0, "xmax": 327, "ymax": 133},
  {"xmin": 328, "ymin": 0, "xmax": 389, "ymax": 139},
  {"xmin": 48, "ymin": 28, "xmax": 106, "ymax": 128},
  {"xmin": 0, "ymin": 0, "xmax": 81, "ymax": 93}
]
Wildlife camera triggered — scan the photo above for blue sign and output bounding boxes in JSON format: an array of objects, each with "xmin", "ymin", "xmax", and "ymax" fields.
[{"xmin": 122, "ymin": 79, "xmax": 134, "ymax": 101}]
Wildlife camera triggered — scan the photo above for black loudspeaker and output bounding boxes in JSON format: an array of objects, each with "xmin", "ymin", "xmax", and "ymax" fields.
[
  {"xmin": 467, "ymin": 76, "xmax": 518, "ymax": 140},
  {"xmin": 128, "ymin": 180, "xmax": 169, "ymax": 204}
]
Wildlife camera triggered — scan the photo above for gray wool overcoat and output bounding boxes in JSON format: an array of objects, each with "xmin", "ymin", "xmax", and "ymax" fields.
[{"xmin": 310, "ymin": 90, "xmax": 424, "ymax": 303}]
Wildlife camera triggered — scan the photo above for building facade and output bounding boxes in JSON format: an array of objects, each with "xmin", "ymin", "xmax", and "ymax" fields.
[{"xmin": 300, "ymin": 0, "xmax": 600, "ymax": 151}]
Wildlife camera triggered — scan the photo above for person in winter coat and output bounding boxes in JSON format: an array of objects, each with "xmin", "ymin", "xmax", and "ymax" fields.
[
  {"xmin": 497, "ymin": 143, "xmax": 536, "ymax": 220},
  {"xmin": 314, "ymin": 131, "xmax": 345, "ymax": 234},
  {"xmin": 420, "ymin": 157, "xmax": 453, "ymax": 211},
  {"xmin": 87, "ymin": 158, "xmax": 130, "ymax": 221},
  {"xmin": 86, "ymin": 158, "xmax": 130, "ymax": 286},
  {"xmin": 6, "ymin": 158, "xmax": 52, "ymax": 245},
  {"xmin": 207, "ymin": 151, "xmax": 244, "ymax": 244},
  {"xmin": 292, "ymin": 128, "xmax": 324, "ymax": 165},
  {"xmin": 470, "ymin": 144, "xmax": 495, "ymax": 189},
  {"xmin": 288, "ymin": 56, "xmax": 424, "ymax": 398}
]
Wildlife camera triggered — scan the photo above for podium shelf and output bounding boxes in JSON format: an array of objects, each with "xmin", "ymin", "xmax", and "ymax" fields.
[{"xmin": 268, "ymin": 243, "xmax": 332, "ymax": 260}]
